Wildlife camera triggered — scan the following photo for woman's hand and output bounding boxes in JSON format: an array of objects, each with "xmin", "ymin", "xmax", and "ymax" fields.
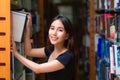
[
  {"xmin": 26, "ymin": 13, "xmax": 32, "ymax": 30},
  {"xmin": 11, "ymin": 37, "xmax": 17, "ymax": 53}
]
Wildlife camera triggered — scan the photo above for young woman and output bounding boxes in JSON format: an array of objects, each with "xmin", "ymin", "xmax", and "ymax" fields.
[{"xmin": 12, "ymin": 14, "xmax": 79, "ymax": 80}]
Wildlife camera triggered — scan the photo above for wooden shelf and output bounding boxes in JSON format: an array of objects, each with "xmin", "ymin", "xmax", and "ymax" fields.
[
  {"xmin": 96, "ymin": 8, "xmax": 120, "ymax": 14},
  {"xmin": 89, "ymin": 0, "xmax": 96, "ymax": 80},
  {"xmin": 37, "ymin": 1, "xmax": 45, "ymax": 80},
  {"xmin": 0, "ymin": 0, "xmax": 10, "ymax": 80}
]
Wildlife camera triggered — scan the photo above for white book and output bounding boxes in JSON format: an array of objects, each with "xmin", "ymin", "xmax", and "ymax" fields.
[
  {"xmin": 110, "ymin": 46, "xmax": 115, "ymax": 74},
  {"xmin": 113, "ymin": 44, "xmax": 120, "ymax": 75},
  {"xmin": 11, "ymin": 11, "xmax": 27, "ymax": 42},
  {"xmin": 114, "ymin": 0, "xmax": 119, "ymax": 8}
]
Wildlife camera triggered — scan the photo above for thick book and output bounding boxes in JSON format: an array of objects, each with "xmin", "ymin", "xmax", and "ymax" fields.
[{"xmin": 11, "ymin": 11, "xmax": 27, "ymax": 42}]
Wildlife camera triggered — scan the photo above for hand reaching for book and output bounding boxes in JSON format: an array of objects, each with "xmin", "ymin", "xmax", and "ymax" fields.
[
  {"xmin": 11, "ymin": 36, "xmax": 17, "ymax": 54},
  {"xmin": 26, "ymin": 13, "xmax": 32, "ymax": 30}
]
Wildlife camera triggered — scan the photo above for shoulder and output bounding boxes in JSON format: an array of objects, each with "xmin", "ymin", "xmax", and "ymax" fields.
[
  {"xmin": 60, "ymin": 51, "xmax": 73, "ymax": 59},
  {"xmin": 56, "ymin": 50, "xmax": 74, "ymax": 66}
]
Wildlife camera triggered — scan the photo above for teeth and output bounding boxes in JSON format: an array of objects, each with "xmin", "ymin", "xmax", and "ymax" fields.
[
  {"xmin": 50, "ymin": 36, "xmax": 58, "ymax": 41},
  {"xmin": 51, "ymin": 37, "xmax": 57, "ymax": 41},
  {"xmin": 52, "ymin": 38, "xmax": 57, "ymax": 40}
]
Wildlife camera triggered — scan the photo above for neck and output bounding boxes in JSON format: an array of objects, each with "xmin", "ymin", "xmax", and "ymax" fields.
[{"xmin": 54, "ymin": 44, "xmax": 67, "ymax": 53}]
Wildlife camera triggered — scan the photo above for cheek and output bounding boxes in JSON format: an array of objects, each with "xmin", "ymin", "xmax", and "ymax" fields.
[
  {"xmin": 59, "ymin": 33, "xmax": 67, "ymax": 39},
  {"xmin": 61, "ymin": 32, "xmax": 68, "ymax": 38},
  {"xmin": 48, "ymin": 30, "xmax": 51, "ymax": 35},
  {"xmin": 48, "ymin": 30, "xmax": 51, "ymax": 38}
]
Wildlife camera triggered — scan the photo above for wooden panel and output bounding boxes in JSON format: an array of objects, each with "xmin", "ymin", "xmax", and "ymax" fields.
[
  {"xmin": 37, "ymin": 0, "xmax": 44, "ymax": 47},
  {"xmin": 0, "ymin": 0, "xmax": 10, "ymax": 80},
  {"xmin": 89, "ymin": 0, "xmax": 96, "ymax": 80},
  {"xmin": 37, "ymin": 0, "xmax": 45, "ymax": 80}
]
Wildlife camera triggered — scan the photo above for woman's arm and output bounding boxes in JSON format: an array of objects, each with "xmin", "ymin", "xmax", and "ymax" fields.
[
  {"xmin": 13, "ymin": 52, "xmax": 64, "ymax": 74},
  {"xmin": 12, "ymin": 39, "xmax": 64, "ymax": 74},
  {"xmin": 24, "ymin": 13, "xmax": 45, "ymax": 58}
]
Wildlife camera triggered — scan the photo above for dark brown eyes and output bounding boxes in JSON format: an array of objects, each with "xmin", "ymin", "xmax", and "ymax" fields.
[{"xmin": 50, "ymin": 26, "xmax": 64, "ymax": 32}]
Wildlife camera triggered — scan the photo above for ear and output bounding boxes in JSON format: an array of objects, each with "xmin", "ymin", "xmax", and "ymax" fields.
[{"xmin": 65, "ymin": 34, "xmax": 69, "ymax": 40}]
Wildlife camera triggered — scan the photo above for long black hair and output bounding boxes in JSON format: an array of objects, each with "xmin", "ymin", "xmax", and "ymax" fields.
[{"xmin": 47, "ymin": 14, "xmax": 79, "ymax": 80}]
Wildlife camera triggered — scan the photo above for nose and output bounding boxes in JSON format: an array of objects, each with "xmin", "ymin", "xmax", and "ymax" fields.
[{"xmin": 53, "ymin": 29, "xmax": 57, "ymax": 35}]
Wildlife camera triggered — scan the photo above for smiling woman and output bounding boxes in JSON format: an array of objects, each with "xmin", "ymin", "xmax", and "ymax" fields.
[
  {"xmin": 49, "ymin": 19, "xmax": 69, "ymax": 46},
  {"xmin": 12, "ymin": 14, "xmax": 79, "ymax": 80}
]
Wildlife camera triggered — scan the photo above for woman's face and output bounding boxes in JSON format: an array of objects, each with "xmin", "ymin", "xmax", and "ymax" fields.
[{"xmin": 48, "ymin": 20, "xmax": 69, "ymax": 46}]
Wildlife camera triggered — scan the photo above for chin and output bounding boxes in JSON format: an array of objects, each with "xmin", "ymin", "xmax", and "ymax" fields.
[
  {"xmin": 51, "ymin": 42, "xmax": 56, "ymax": 45},
  {"xmin": 50, "ymin": 41, "xmax": 56, "ymax": 45}
]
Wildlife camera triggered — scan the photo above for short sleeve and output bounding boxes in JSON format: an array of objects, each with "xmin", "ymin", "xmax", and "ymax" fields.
[{"xmin": 56, "ymin": 51, "xmax": 73, "ymax": 67}]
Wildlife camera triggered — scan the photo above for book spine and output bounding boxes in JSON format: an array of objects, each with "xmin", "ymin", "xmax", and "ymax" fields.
[
  {"xmin": 116, "ymin": 15, "xmax": 120, "ymax": 42},
  {"xmin": 110, "ymin": 46, "xmax": 115, "ymax": 74}
]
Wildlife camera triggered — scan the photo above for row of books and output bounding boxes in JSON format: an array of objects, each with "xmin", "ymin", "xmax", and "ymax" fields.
[
  {"xmin": 95, "ymin": 13, "xmax": 120, "ymax": 43},
  {"xmin": 95, "ymin": 0, "xmax": 120, "ymax": 10},
  {"xmin": 95, "ymin": 34, "xmax": 120, "ymax": 80}
]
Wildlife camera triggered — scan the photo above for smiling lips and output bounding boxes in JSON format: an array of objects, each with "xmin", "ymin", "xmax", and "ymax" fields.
[{"xmin": 50, "ymin": 36, "xmax": 58, "ymax": 41}]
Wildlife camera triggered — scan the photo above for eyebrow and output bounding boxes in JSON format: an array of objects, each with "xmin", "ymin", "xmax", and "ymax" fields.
[
  {"xmin": 58, "ymin": 27, "xmax": 64, "ymax": 29},
  {"xmin": 50, "ymin": 25, "xmax": 64, "ymax": 29}
]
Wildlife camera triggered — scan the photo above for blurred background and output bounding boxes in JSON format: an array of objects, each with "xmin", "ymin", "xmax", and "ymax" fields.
[{"xmin": 11, "ymin": 0, "xmax": 90, "ymax": 80}]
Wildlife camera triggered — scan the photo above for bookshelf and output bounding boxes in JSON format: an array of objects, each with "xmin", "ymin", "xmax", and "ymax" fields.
[
  {"xmin": 90, "ymin": 0, "xmax": 120, "ymax": 80},
  {"xmin": 10, "ymin": 0, "xmax": 45, "ymax": 80},
  {"xmin": 89, "ymin": 0, "xmax": 96, "ymax": 80}
]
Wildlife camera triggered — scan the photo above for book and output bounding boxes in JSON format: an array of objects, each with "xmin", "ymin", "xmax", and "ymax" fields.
[
  {"xmin": 104, "ymin": 13, "xmax": 114, "ymax": 38},
  {"xmin": 116, "ymin": 15, "xmax": 120, "ymax": 42},
  {"xmin": 11, "ymin": 11, "xmax": 27, "ymax": 42},
  {"xmin": 110, "ymin": 45, "xmax": 115, "ymax": 74},
  {"xmin": 114, "ymin": 0, "xmax": 120, "ymax": 8},
  {"xmin": 114, "ymin": 45, "xmax": 120, "ymax": 75}
]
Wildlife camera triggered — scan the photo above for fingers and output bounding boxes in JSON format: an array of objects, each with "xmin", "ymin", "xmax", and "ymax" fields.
[
  {"xmin": 26, "ymin": 13, "xmax": 32, "ymax": 29},
  {"xmin": 11, "ymin": 36, "xmax": 15, "ymax": 48},
  {"xmin": 11, "ymin": 36, "xmax": 17, "ymax": 52},
  {"xmin": 27, "ymin": 13, "xmax": 32, "ymax": 20}
]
